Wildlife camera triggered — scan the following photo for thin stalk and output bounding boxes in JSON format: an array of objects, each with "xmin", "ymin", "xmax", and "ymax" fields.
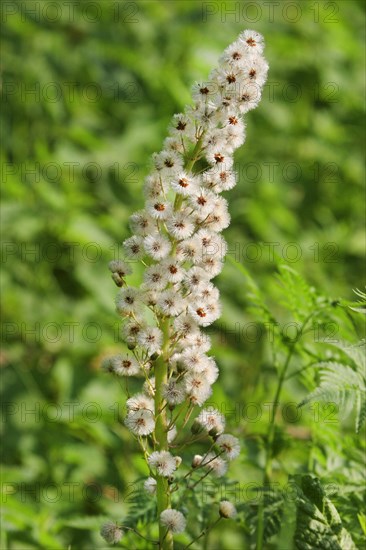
[
  {"xmin": 256, "ymin": 313, "xmax": 316, "ymax": 550},
  {"xmin": 183, "ymin": 517, "xmax": 222, "ymax": 550},
  {"xmin": 155, "ymin": 317, "xmax": 173, "ymax": 550}
]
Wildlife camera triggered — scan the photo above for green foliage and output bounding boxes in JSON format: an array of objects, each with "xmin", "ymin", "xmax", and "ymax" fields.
[
  {"xmin": 294, "ymin": 475, "xmax": 356, "ymax": 550},
  {"xmin": 299, "ymin": 341, "xmax": 366, "ymax": 432}
]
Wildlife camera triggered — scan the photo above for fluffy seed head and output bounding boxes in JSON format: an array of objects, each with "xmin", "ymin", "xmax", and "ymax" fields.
[
  {"xmin": 160, "ymin": 509, "xmax": 186, "ymax": 534},
  {"xmin": 100, "ymin": 521, "xmax": 124, "ymax": 544}
]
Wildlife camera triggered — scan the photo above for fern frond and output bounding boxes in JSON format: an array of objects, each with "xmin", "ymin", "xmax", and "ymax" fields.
[
  {"xmin": 243, "ymin": 489, "xmax": 284, "ymax": 543},
  {"xmin": 275, "ymin": 264, "xmax": 317, "ymax": 322},
  {"xmin": 299, "ymin": 346, "xmax": 366, "ymax": 432},
  {"xmin": 226, "ymin": 255, "xmax": 276, "ymax": 326},
  {"xmin": 123, "ymin": 483, "xmax": 157, "ymax": 529},
  {"xmin": 340, "ymin": 287, "xmax": 366, "ymax": 315},
  {"xmin": 294, "ymin": 475, "xmax": 357, "ymax": 550}
]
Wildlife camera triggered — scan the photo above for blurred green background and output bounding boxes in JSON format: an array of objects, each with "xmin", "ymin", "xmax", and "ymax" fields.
[{"xmin": 1, "ymin": 0, "xmax": 365, "ymax": 548}]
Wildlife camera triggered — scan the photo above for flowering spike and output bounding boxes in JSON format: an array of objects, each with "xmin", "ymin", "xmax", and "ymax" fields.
[{"xmin": 102, "ymin": 30, "xmax": 268, "ymax": 548}]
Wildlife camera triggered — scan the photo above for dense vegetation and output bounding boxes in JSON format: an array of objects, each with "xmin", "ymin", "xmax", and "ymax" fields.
[{"xmin": 2, "ymin": 1, "xmax": 365, "ymax": 548}]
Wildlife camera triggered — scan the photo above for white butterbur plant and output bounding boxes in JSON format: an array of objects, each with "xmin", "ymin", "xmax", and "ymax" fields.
[{"xmin": 101, "ymin": 30, "xmax": 268, "ymax": 549}]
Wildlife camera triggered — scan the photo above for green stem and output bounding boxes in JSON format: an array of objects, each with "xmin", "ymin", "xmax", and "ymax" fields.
[
  {"xmin": 155, "ymin": 317, "xmax": 173, "ymax": 550},
  {"xmin": 184, "ymin": 517, "xmax": 222, "ymax": 550},
  {"xmin": 256, "ymin": 345, "xmax": 295, "ymax": 550},
  {"xmin": 256, "ymin": 312, "xmax": 316, "ymax": 550}
]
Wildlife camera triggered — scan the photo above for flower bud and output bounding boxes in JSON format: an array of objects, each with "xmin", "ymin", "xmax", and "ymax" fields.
[
  {"xmin": 192, "ymin": 454, "xmax": 203, "ymax": 468},
  {"xmin": 191, "ymin": 421, "xmax": 202, "ymax": 435},
  {"xmin": 219, "ymin": 500, "xmax": 237, "ymax": 519},
  {"xmin": 112, "ymin": 273, "xmax": 123, "ymax": 287}
]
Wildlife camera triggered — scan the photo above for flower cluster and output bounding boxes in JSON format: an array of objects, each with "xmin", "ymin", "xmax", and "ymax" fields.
[{"xmin": 102, "ymin": 29, "xmax": 267, "ymax": 546}]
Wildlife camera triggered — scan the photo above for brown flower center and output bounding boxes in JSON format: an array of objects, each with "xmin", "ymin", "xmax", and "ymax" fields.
[
  {"xmin": 214, "ymin": 153, "xmax": 225, "ymax": 163},
  {"xmin": 246, "ymin": 37, "xmax": 256, "ymax": 47},
  {"xmin": 178, "ymin": 177, "xmax": 189, "ymax": 187},
  {"xmin": 196, "ymin": 308, "xmax": 206, "ymax": 318},
  {"xmin": 154, "ymin": 203, "xmax": 165, "ymax": 212}
]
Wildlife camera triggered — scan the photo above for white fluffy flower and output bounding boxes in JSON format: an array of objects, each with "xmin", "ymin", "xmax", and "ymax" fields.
[
  {"xmin": 215, "ymin": 434, "xmax": 241, "ymax": 460},
  {"xmin": 100, "ymin": 521, "xmax": 124, "ymax": 544},
  {"xmin": 171, "ymin": 172, "xmax": 198, "ymax": 196},
  {"xmin": 196, "ymin": 407, "xmax": 225, "ymax": 434},
  {"xmin": 123, "ymin": 235, "xmax": 145, "ymax": 259},
  {"xmin": 181, "ymin": 348, "xmax": 210, "ymax": 371},
  {"xmin": 161, "ymin": 258, "xmax": 185, "ymax": 284},
  {"xmin": 169, "ymin": 113, "xmax": 193, "ymax": 138},
  {"xmin": 122, "ymin": 319, "xmax": 145, "ymax": 345},
  {"xmin": 163, "ymin": 380, "xmax": 186, "ymax": 405},
  {"xmin": 157, "ymin": 289, "xmax": 185, "ymax": 317},
  {"xmin": 125, "ymin": 409, "xmax": 155, "ymax": 435},
  {"xmin": 110, "ymin": 354, "xmax": 140, "ymax": 376},
  {"xmin": 197, "ymin": 255, "xmax": 224, "ymax": 278},
  {"xmin": 143, "ymin": 264, "xmax": 168, "ymax": 290},
  {"xmin": 160, "ymin": 509, "xmax": 186, "ymax": 534},
  {"xmin": 115, "ymin": 287, "xmax": 142, "ymax": 316},
  {"xmin": 144, "ymin": 476, "xmax": 157, "ymax": 494},
  {"xmin": 195, "ymin": 229, "xmax": 227, "ymax": 260},
  {"xmin": 144, "ymin": 173, "xmax": 166, "ymax": 198},
  {"xmin": 163, "ymin": 136, "xmax": 185, "ymax": 155},
  {"xmin": 173, "ymin": 314, "xmax": 200, "ymax": 338},
  {"xmin": 219, "ymin": 500, "xmax": 237, "ymax": 518},
  {"xmin": 153, "ymin": 150, "xmax": 184, "ymax": 174},
  {"xmin": 166, "ymin": 210, "xmax": 195, "ymax": 240},
  {"xmin": 185, "ymin": 330, "xmax": 211, "ymax": 352},
  {"xmin": 188, "ymin": 300, "xmax": 222, "ymax": 326},
  {"xmin": 176, "ymin": 238, "xmax": 201, "ymax": 263},
  {"xmin": 238, "ymin": 29, "xmax": 265, "ymax": 54},
  {"xmin": 137, "ymin": 327, "xmax": 163, "ymax": 354},
  {"xmin": 129, "ymin": 210, "xmax": 157, "ymax": 236},
  {"xmin": 184, "ymin": 266, "xmax": 211, "ymax": 293},
  {"xmin": 146, "ymin": 198, "xmax": 173, "ymax": 221},
  {"xmin": 198, "ymin": 357, "xmax": 219, "ymax": 384},
  {"xmin": 126, "ymin": 393, "xmax": 154, "ymax": 412},
  {"xmin": 144, "ymin": 234, "xmax": 171, "ymax": 260},
  {"xmin": 204, "ymin": 196, "xmax": 231, "ymax": 231},
  {"xmin": 148, "ymin": 451, "xmax": 177, "ymax": 477},
  {"xmin": 202, "ymin": 452, "xmax": 228, "ymax": 477},
  {"xmin": 189, "ymin": 187, "xmax": 217, "ymax": 217},
  {"xmin": 185, "ymin": 372, "xmax": 212, "ymax": 405}
]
